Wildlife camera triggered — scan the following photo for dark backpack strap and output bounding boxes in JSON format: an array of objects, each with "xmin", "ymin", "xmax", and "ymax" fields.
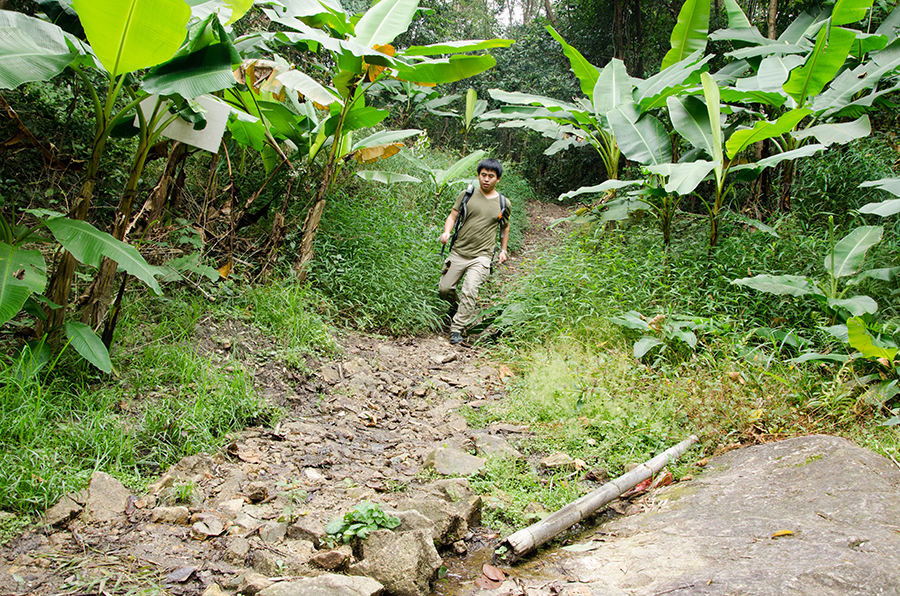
[{"xmin": 443, "ymin": 185, "xmax": 475, "ymax": 258}]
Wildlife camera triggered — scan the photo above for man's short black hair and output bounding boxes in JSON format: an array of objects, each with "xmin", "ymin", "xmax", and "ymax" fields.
[{"xmin": 477, "ymin": 158, "xmax": 503, "ymax": 178}]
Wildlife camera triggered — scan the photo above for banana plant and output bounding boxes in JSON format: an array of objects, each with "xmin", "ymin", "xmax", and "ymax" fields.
[{"xmin": 255, "ymin": 0, "xmax": 512, "ymax": 278}]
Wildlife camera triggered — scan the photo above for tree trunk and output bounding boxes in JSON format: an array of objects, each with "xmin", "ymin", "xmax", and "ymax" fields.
[
  {"xmin": 543, "ymin": 0, "xmax": 558, "ymax": 28},
  {"xmin": 633, "ymin": 0, "xmax": 644, "ymax": 77},
  {"xmin": 779, "ymin": 159, "xmax": 795, "ymax": 211},
  {"xmin": 614, "ymin": 0, "xmax": 625, "ymax": 61},
  {"xmin": 768, "ymin": 0, "xmax": 778, "ymax": 39}
]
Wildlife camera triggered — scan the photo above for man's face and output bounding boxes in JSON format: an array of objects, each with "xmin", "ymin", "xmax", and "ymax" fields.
[{"xmin": 478, "ymin": 169, "xmax": 499, "ymax": 194}]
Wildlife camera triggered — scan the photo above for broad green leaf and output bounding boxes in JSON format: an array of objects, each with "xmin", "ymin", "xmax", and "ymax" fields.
[
  {"xmin": 465, "ymin": 88, "xmax": 477, "ymax": 129},
  {"xmin": 855, "ymin": 267, "xmax": 900, "ymax": 281},
  {"xmin": 723, "ymin": 0, "xmax": 751, "ymax": 28},
  {"xmin": 732, "ymin": 274, "xmax": 818, "ymax": 296},
  {"xmin": 828, "ymin": 296, "xmax": 878, "ymax": 317},
  {"xmin": 709, "ymin": 26, "xmax": 770, "ymax": 45},
  {"xmin": 875, "ymin": 4, "xmax": 900, "ymax": 41},
  {"xmin": 647, "ymin": 160, "xmax": 718, "ymax": 195},
  {"xmin": 825, "ymin": 225, "xmax": 883, "ymax": 277},
  {"xmin": 547, "ymin": 26, "xmax": 599, "ymax": 97},
  {"xmin": 608, "ymin": 107, "xmax": 672, "ymax": 165},
  {"xmin": 792, "ymin": 351, "xmax": 850, "ymax": 363},
  {"xmin": 667, "ymin": 95, "xmax": 714, "ymax": 156},
  {"xmin": 791, "ymin": 115, "xmax": 870, "ymax": 146},
  {"xmin": 592, "ymin": 58, "xmax": 632, "ymax": 116},
  {"xmin": 0, "ymin": 243, "xmax": 47, "ymax": 326},
  {"xmin": 396, "ymin": 55, "xmax": 496, "ymax": 85},
  {"xmin": 403, "ymin": 39, "xmax": 515, "ymax": 56},
  {"xmin": 860, "ymin": 177, "xmax": 900, "ymax": 197},
  {"xmin": 488, "ymin": 89, "xmax": 578, "ymax": 111},
  {"xmin": 821, "ymin": 324, "xmax": 849, "ymax": 342},
  {"xmin": 191, "ymin": 0, "xmax": 253, "ymax": 25},
  {"xmin": 847, "ymin": 317, "xmax": 897, "ymax": 361},
  {"xmin": 726, "ymin": 108, "xmax": 812, "ymax": 159},
  {"xmin": 142, "ymin": 43, "xmax": 237, "ymax": 97},
  {"xmin": 637, "ymin": 52, "xmax": 713, "ymax": 109},
  {"xmin": 661, "ymin": 0, "xmax": 711, "ymax": 70},
  {"xmin": 671, "ymin": 329, "xmax": 698, "ymax": 348},
  {"xmin": 758, "ymin": 55, "xmax": 806, "ymax": 93},
  {"xmin": 850, "ymin": 32, "xmax": 889, "ymax": 59},
  {"xmin": 700, "ymin": 72, "xmax": 723, "ymax": 183},
  {"xmin": 435, "ymin": 150, "xmax": 485, "ymax": 187},
  {"xmin": 831, "ymin": 0, "xmax": 874, "ymax": 27},
  {"xmin": 730, "ymin": 144, "xmax": 827, "ymax": 174},
  {"xmin": 783, "ymin": 26, "xmax": 856, "ymax": 106},
  {"xmin": 813, "ymin": 48, "xmax": 900, "ymax": 115},
  {"xmin": 0, "ymin": 11, "xmax": 78, "ymax": 89},
  {"xmin": 342, "ymin": 106, "xmax": 388, "ymax": 132},
  {"xmin": 352, "ymin": 0, "xmax": 418, "ymax": 48},
  {"xmin": 634, "ymin": 337, "xmax": 663, "ymax": 359},
  {"xmin": 356, "ymin": 170, "xmax": 421, "ymax": 184},
  {"xmin": 352, "ymin": 129, "xmax": 421, "ymax": 150},
  {"xmin": 610, "ymin": 311, "xmax": 650, "ymax": 331},
  {"xmin": 72, "ymin": 0, "xmax": 191, "ymax": 77},
  {"xmin": 718, "ymin": 86, "xmax": 788, "ymax": 107},
  {"xmin": 858, "ymin": 199, "xmax": 900, "ymax": 217},
  {"xmin": 65, "ymin": 321, "xmax": 112, "ymax": 373},
  {"xmin": 778, "ymin": 9, "xmax": 820, "ymax": 44},
  {"xmin": 228, "ymin": 113, "xmax": 266, "ymax": 151},
  {"xmin": 277, "ymin": 69, "xmax": 341, "ymax": 106},
  {"xmin": 45, "ymin": 218, "xmax": 162, "ymax": 294},
  {"xmin": 558, "ymin": 179, "xmax": 642, "ymax": 201}
]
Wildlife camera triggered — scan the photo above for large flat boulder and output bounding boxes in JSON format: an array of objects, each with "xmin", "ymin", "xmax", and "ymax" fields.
[{"xmin": 562, "ymin": 435, "xmax": 900, "ymax": 596}]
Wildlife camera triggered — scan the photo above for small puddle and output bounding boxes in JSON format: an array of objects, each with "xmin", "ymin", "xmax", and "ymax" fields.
[{"xmin": 430, "ymin": 514, "xmax": 617, "ymax": 596}]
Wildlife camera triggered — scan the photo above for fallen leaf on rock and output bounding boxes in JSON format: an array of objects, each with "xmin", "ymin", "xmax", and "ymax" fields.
[
  {"xmin": 771, "ymin": 530, "xmax": 794, "ymax": 539},
  {"xmin": 166, "ymin": 567, "xmax": 196, "ymax": 582},
  {"xmin": 482, "ymin": 563, "xmax": 507, "ymax": 582}
]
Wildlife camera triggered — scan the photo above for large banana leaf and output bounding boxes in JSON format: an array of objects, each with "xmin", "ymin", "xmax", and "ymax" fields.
[
  {"xmin": 608, "ymin": 106, "xmax": 672, "ymax": 165},
  {"xmin": 352, "ymin": 0, "xmax": 418, "ymax": 48},
  {"xmin": 727, "ymin": 44, "xmax": 807, "ymax": 60},
  {"xmin": 356, "ymin": 170, "xmax": 421, "ymax": 184},
  {"xmin": 143, "ymin": 43, "xmax": 237, "ymax": 97},
  {"xmin": 189, "ymin": 0, "xmax": 254, "ymax": 25},
  {"xmin": 725, "ymin": 108, "xmax": 812, "ymax": 158},
  {"xmin": 661, "ymin": 0, "xmax": 711, "ymax": 70},
  {"xmin": 65, "ymin": 321, "xmax": 112, "ymax": 373},
  {"xmin": 277, "ymin": 69, "xmax": 341, "ymax": 106},
  {"xmin": 72, "ymin": 0, "xmax": 191, "ymax": 77},
  {"xmin": 860, "ymin": 177, "xmax": 900, "ymax": 197},
  {"xmin": 812, "ymin": 46, "xmax": 900, "ymax": 116},
  {"xmin": 730, "ymin": 144, "xmax": 827, "ymax": 175},
  {"xmin": 395, "ymin": 55, "xmax": 496, "ymax": 85},
  {"xmin": 732, "ymin": 274, "xmax": 819, "ymax": 296},
  {"xmin": 791, "ymin": 115, "xmax": 870, "ymax": 146},
  {"xmin": 404, "ymin": 39, "xmax": 515, "ymax": 56},
  {"xmin": 875, "ymin": 4, "xmax": 900, "ymax": 41},
  {"xmin": 723, "ymin": 0, "xmax": 751, "ymax": 28},
  {"xmin": 783, "ymin": 26, "xmax": 857, "ymax": 106},
  {"xmin": 831, "ymin": 0, "xmax": 874, "ymax": 27},
  {"xmin": 700, "ymin": 72, "xmax": 723, "ymax": 184},
  {"xmin": 488, "ymin": 89, "xmax": 578, "ymax": 111},
  {"xmin": 825, "ymin": 225, "xmax": 883, "ymax": 277},
  {"xmin": 557, "ymin": 179, "xmax": 642, "ymax": 201},
  {"xmin": 847, "ymin": 317, "xmax": 898, "ymax": 361},
  {"xmin": 547, "ymin": 26, "xmax": 599, "ymax": 98},
  {"xmin": 352, "ymin": 129, "xmax": 422, "ymax": 150},
  {"xmin": 636, "ymin": 51, "xmax": 712, "ymax": 109},
  {"xmin": 647, "ymin": 160, "xmax": 718, "ymax": 195},
  {"xmin": 858, "ymin": 199, "xmax": 900, "ymax": 217},
  {"xmin": 435, "ymin": 150, "xmax": 485, "ymax": 187},
  {"xmin": 758, "ymin": 55, "xmax": 806, "ymax": 93},
  {"xmin": 45, "ymin": 218, "xmax": 162, "ymax": 294},
  {"xmin": 0, "ymin": 243, "xmax": 46, "ymax": 326},
  {"xmin": 667, "ymin": 95, "xmax": 714, "ymax": 157},
  {"xmin": 0, "ymin": 11, "xmax": 78, "ymax": 89},
  {"xmin": 592, "ymin": 59, "xmax": 632, "ymax": 116},
  {"xmin": 828, "ymin": 295, "xmax": 878, "ymax": 317}
]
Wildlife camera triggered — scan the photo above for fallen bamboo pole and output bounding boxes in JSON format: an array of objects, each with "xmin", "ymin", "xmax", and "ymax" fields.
[{"xmin": 493, "ymin": 435, "xmax": 699, "ymax": 565}]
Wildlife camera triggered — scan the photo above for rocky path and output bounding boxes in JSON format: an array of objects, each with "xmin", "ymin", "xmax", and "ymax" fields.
[{"xmin": 0, "ymin": 202, "xmax": 584, "ymax": 596}]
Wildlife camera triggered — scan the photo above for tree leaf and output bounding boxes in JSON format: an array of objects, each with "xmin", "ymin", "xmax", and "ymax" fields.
[
  {"xmin": 356, "ymin": 170, "xmax": 421, "ymax": 184},
  {"xmin": 557, "ymin": 179, "xmax": 642, "ymax": 201},
  {"xmin": 434, "ymin": 150, "xmax": 485, "ymax": 187},
  {"xmin": 45, "ymin": 218, "xmax": 162, "ymax": 294},
  {"xmin": 72, "ymin": 0, "xmax": 191, "ymax": 77},
  {"xmin": 783, "ymin": 26, "xmax": 857, "ymax": 106},
  {"xmin": 791, "ymin": 115, "xmax": 870, "ymax": 147},
  {"xmin": 546, "ymin": 25, "xmax": 599, "ymax": 97},
  {"xmin": 0, "ymin": 243, "xmax": 47, "ymax": 326},
  {"xmin": 732, "ymin": 274, "xmax": 818, "ymax": 296},
  {"xmin": 592, "ymin": 58, "xmax": 632, "ymax": 116},
  {"xmin": 403, "ymin": 39, "xmax": 515, "ymax": 56},
  {"xmin": 858, "ymin": 198, "xmax": 900, "ymax": 217},
  {"xmin": 647, "ymin": 160, "xmax": 718, "ymax": 195},
  {"xmin": 142, "ymin": 42, "xmax": 238, "ymax": 97},
  {"xmin": 828, "ymin": 295, "xmax": 878, "ymax": 317},
  {"xmin": 758, "ymin": 55, "xmax": 806, "ymax": 93},
  {"xmin": 0, "ymin": 11, "xmax": 78, "ymax": 90},
  {"xmin": 65, "ymin": 321, "xmax": 112, "ymax": 373},
  {"xmin": 634, "ymin": 337, "xmax": 663, "ymax": 359},
  {"xmin": 667, "ymin": 95, "xmax": 714, "ymax": 157},
  {"xmin": 860, "ymin": 177, "xmax": 900, "ymax": 197},
  {"xmin": 277, "ymin": 69, "xmax": 341, "ymax": 106},
  {"xmin": 726, "ymin": 108, "xmax": 812, "ymax": 159},
  {"xmin": 608, "ymin": 106, "xmax": 672, "ymax": 165},
  {"xmin": 847, "ymin": 317, "xmax": 897, "ymax": 361},
  {"xmin": 831, "ymin": 0, "xmax": 874, "ymax": 27},
  {"xmin": 352, "ymin": 0, "xmax": 419, "ymax": 48},
  {"xmin": 661, "ymin": 0, "xmax": 711, "ymax": 70},
  {"xmin": 395, "ymin": 55, "xmax": 497, "ymax": 85},
  {"xmin": 825, "ymin": 225, "xmax": 883, "ymax": 278},
  {"xmin": 722, "ymin": 0, "xmax": 752, "ymax": 28},
  {"xmin": 352, "ymin": 129, "xmax": 421, "ymax": 151}
]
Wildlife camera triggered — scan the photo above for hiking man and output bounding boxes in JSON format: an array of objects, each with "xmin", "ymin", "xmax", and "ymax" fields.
[{"xmin": 438, "ymin": 158, "xmax": 511, "ymax": 345}]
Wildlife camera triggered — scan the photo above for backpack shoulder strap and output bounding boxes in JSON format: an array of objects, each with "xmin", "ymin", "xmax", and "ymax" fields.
[{"xmin": 447, "ymin": 185, "xmax": 475, "ymax": 254}]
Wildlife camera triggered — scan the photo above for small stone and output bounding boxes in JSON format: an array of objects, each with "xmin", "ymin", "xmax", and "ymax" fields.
[
  {"xmin": 245, "ymin": 481, "xmax": 268, "ymax": 502},
  {"xmin": 540, "ymin": 452, "xmax": 576, "ymax": 471},
  {"xmin": 309, "ymin": 546, "xmax": 352, "ymax": 571},
  {"xmin": 150, "ymin": 506, "xmax": 191, "ymax": 525},
  {"xmin": 259, "ymin": 521, "xmax": 288, "ymax": 543},
  {"xmin": 225, "ymin": 536, "xmax": 250, "ymax": 565},
  {"xmin": 453, "ymin": 540, "xmax": 468, "ymax": 555},
  {"xmin": 237, "ymin": 571, "xmax": 273, "ymax": 596},
  {"xmin": 85, "ymin": 471, "xmax": 132, "ymax": 523},
  {"xmin": 301, "ymin": 468, "xmax": 327, "ymax": 484},
  {"xmin": 202, "ymin": 584, "xmax": 229, "ymax": 596},
  {"xmin": 219, "ymin": 498, "xmax": 245, "ymax": 518},
  {"xmin": 424, "ymin": 448, "xmax": 486, "ymax": 477},
  {"xmin": 287, "ymin": 517, "xmax": 327, "ymax": 547},
  {"xmin": 43, "ymin": 492, "xmax": 85, "ymax": 527}
]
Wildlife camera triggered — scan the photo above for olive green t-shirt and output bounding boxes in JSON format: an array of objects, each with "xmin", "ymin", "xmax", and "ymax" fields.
[{"xmin": 450, "ymin": 187, "xmax": 511, "ymax": 259}]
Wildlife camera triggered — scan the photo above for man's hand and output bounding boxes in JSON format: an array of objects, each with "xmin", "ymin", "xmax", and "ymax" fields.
[
  {"xmin": 439, "ymin": 231, "xmax": 451, "ymax": 244},
  {"xmin": 498, "ymin": 249, "xmax": 508, "ymax": 264}
]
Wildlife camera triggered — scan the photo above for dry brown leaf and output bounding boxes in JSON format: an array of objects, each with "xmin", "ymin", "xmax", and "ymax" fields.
[
  {"xmin": 771, "ymin": 530, "xmax": 794, "ymax": 539},
  {"xmin": 620, "ymin": 477, "xmax": 652, "ymax": 498},
  {"xmin": 217, "ymin": 259, "xmax": 232, "ymax": 280},
  {"xmin": 651, "ymin": 470, "xmax": 674, "ymax": 489},
  {"xmin": 352, "ymin": 143, "xmax": 403, "ymax": 164},
  {"xmin": 482, "ymin": 563, "xmax": 507, "ymax": 582},
  {"xmin": 166, "ymin": 567, "xmax": 196, "ymax": 583},
  {"xmin": 727, "ymin": 371, "xmax": 746, "ymax": 385},
  {"xmin": 498, "ymin": 365, "xmax": 513, "ymax": 380},
  {"xmin": 474, "ymin": 576, "xmax": 501, "ymax": 589}
]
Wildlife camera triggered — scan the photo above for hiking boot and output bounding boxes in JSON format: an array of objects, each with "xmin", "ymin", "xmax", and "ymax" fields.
[{"xmin": 450, "ymin": 331, "xmax": 464, "ymax": 345}]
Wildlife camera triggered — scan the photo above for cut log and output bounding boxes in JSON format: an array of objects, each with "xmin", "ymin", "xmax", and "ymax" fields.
[{"xmin": 493, "ymin": 435, "xmax": 698, "ymax": 565}]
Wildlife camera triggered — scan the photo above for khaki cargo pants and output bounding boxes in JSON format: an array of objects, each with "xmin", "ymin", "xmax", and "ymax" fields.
[{"xmin": 439, "ymin": 253, "xmax": 492, "ymax": 334}]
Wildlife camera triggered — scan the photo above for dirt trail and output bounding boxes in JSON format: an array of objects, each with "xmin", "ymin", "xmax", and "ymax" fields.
[{"xmin": 0, "ymin": 201, "xmax": 575, "ymax": 596}]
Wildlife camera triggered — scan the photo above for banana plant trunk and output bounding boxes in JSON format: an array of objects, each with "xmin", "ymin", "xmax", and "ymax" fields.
[
  {"xmin": 779, "ymin": 159, "xmax": 795, "ymax": 212},
  {"xmin": 294, "ymin": 163, "xmax": 333, "ymax": 282}
]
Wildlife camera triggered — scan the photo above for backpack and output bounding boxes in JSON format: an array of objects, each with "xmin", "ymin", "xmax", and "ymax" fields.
[{"xmin": 443, "ymin": 184, "xmax": 509, "ymax": 259}]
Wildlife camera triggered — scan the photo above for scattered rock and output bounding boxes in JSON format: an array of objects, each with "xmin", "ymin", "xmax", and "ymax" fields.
[
  {"xmin": 259, "ymin": 521, "xmax": 288, "ymax": 543},
  {"xmin": 540, "ymin": 452, "xmax": 576, "ymax": 472},
  {"xmin": 245, "ymin": 481, "xmax": 269, "ymax": 502},
  {"xmin": 150, "ymin": 506, "xmax": 191, "ymax": 525},
  {"xmin": 225, "ymin": 536, "xmax": 251, "ymax": 565},
  {"xmin": 287, "ymin": 517, "xmax": 327, "ymax": 547},
  {"xmin": 423, "ymin": 448, "xmax": 486, "ymax": 476},
  {"xmin": 473, "ymin": 433, "xmax": 523, "ymax": 459},
  {"xmin": 309, "ymin": 545, "xmax": 352, "ymax": 571},
  {"xmin": 202, "ymin": 583, "xmax": 230, "ymax": 596},
  {"xmin": 42, "ymin": 491, "xmax": 86, "ymax": 527},
  {"xmin": 237, "ymin": 571, "xmax": 274, "ymax": 595},
  {"xmin": 257, "ymin": 573, "xmax": 383, "ymax": 596},
  {"xmin": 350, "ymin": 529, "xmax": 441, "ymax": 596},
  {"xmin": 84, "ymin": 471, "xmax": 132, "ymax": 523}
]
